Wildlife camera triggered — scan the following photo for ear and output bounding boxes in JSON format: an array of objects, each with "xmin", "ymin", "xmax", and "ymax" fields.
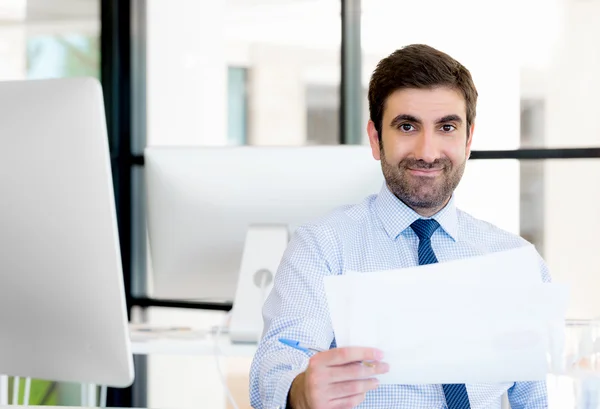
[
  {"xmin": 466, "ymin": 122, "xmax": 475, "ymax": 159},
  {"xmin": 367, "ymin": 120, "xmax": 381, "ymax": 160}
]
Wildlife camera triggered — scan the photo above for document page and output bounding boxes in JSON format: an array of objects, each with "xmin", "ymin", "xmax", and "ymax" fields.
[{"xmin": 324, "ymin": 246, "xmax": 569, "ymax": 384}]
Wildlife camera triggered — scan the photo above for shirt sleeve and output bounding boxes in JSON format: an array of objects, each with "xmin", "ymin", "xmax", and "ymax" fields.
[
  {"xmin": 249, "ymin": 224, "xmax": 339, "ymax": 409},
  {"xmin": 507, "ymin": 380, "xmax": 548, "ymax": 409},
  {"xmin": 538, "ymin": 250, "xmax": 551, "ymax": 283}
]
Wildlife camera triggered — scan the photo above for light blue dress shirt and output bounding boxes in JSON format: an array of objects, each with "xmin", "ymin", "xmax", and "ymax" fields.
[{"xmin": 249, "ymin": 183, "xmax": 550, "ymax": 409}]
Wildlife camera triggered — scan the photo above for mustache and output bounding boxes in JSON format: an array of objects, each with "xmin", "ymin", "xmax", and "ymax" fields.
[{"xmin": 400, "ymin": 158, "xmax": 451, "ymax": 170}]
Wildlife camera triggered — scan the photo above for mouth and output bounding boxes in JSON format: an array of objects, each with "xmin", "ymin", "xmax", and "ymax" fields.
[{"xmin": 406, "ymin": 168, "xmax": 443, "ymax": 177}]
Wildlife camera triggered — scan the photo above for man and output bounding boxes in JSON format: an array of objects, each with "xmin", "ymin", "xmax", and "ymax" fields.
[{"xmin": 249, "ymin": 44, "xmax": 550, "ymax": 409}]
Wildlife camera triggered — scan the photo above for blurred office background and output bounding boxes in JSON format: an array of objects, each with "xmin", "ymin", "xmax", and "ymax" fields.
[{"xmin": 1, "ymin": 0, "xmax": 599, "ymax": 407}]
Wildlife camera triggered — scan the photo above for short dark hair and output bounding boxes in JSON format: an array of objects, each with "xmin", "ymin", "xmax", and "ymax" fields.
[{"xmin": 368, "ymin": 44, "xmax": 478, "ymax": 141}]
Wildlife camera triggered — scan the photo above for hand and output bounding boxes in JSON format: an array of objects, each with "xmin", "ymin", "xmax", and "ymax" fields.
[{"xmin": 288, "ymin": 347, "xmax": 389, "ymax": 409}]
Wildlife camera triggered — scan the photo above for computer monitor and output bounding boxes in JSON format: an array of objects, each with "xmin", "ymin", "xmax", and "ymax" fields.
[
  {"xmin": 0, "ymin": 78, "xmax": 134, "ymax": 387},
  {"xmin": 145, "ymin": 146, "xmax": 384, "ymax": 341}
]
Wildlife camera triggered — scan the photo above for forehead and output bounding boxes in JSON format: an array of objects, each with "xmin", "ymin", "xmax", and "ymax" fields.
[{"xmin": 383, "ymin": 87, "xmax": 466, "ymax": 121}]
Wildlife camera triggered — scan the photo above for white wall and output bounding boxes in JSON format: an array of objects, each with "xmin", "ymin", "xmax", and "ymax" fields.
[
  {"xmin": 544, "ymin": 0, "xmax": 600, "ymax": 319},
  {"xmin": 247, "ymin": 44, "xmax": 306, "ymax": 146},
  {"xmin": 0, "ymin": 26, "xmax": 26, "ymax": 81},
  {"xmin": 146, "ymin": 0, "xmax": 228, "ymax": 147}
]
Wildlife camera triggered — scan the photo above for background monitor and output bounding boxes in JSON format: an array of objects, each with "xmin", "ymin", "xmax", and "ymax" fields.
[
  {"xmin": 0, "ymin": 78, "xmax": 134, "ymax": 387},
  {"xmin": 144, "ymin": 145, "xmax": 384, "ymax": 304}
]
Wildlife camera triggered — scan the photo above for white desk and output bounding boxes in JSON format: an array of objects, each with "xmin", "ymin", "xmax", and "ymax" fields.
[
  {"xmin": 128, "ymin": 327, "xmax": 578, "ymax": 409},
  {"xmin": 129, "ymin": 326, "xmax": 257, "ymax": 357},
  {"xmin": 0, "ymin": 327, "xmax": 580, "ymax": 409},
  {"xmin": 0, "ymin": 407, "xmax": 134, "ymax": 409},
  {"xmin": 129, "ymin": 325, "xmax": 256, "ymax": 409},
  {"xmin": 0, "ymin": 327, "xmax": 255, "ymax": 409}
]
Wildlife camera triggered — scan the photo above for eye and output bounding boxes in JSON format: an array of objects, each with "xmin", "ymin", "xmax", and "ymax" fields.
[
  {"xmin": 399, "ymin": 123, "xmax": 415, "ymax": 132},
  {"xmin": 441, "ymin": 124, "xmax": 456, "ymax": 132}
]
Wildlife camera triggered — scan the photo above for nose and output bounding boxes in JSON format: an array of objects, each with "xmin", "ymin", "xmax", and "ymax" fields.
[{"xmin": 413, "ymin": 129, "xmax": 438, "ymax": 163}]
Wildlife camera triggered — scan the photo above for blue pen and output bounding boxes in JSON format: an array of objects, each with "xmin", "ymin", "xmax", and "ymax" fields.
[
  {"xmin": 279, "ymin": 338, "xmax": 376, "ymax": 367},
  {"xmin": 279, "ymin": 338, "xmax": 325, "ymax": 354}
]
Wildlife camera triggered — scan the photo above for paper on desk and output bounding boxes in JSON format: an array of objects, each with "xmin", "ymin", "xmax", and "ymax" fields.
[{"xmin": 324, "ymin": 246, "xmax": 569, "ymax": 385}]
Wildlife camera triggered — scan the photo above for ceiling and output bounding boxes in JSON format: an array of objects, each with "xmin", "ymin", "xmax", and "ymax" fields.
[
  {"xmin": 0, "ymin": 0, "xmax": 97, "ymax": 22},
  {"xmin": 4, "ymin": 0, "xmax": 325, "ymax": 22},
  {"xmin": 26, "ymin": 0, "xmax": 98, "ymax": 21},
  {"xmin": 0, "ymin": 0, "xmax": 562, "ymax": 72}
]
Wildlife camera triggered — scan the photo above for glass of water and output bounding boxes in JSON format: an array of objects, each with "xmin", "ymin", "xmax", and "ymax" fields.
[{"xmin": 548, "ymin": 319, "xmax": 600, "ymax": 409}]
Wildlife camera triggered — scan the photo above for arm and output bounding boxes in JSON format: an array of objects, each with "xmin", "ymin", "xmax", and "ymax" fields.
[
  {"xmin": 507, "ymin": 382, "xmax": 547, "ymax": 409},
  {"xmin": 508, "ymin": 252, "xmax": 551, "ymax": 409},
  {"xmin": 249, "ymin": 224, "xmax": 339, "ymax": 409}
]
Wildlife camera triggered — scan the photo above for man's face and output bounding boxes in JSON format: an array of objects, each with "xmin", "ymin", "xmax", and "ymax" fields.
[{"xmin": 367, "ymin": 87, "xmax": 474, "ymax": 216}]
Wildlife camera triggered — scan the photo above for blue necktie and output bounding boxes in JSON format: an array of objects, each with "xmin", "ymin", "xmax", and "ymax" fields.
[{"xmin": 410, "ymin": 219, "xmax": 471, "ymax": 409}]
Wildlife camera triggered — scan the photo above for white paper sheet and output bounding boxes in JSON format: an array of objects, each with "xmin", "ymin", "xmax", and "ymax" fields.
[
  {"xmin": 323, "ymin": 246, "xmax": 569, "ymax": 385},
  {"xmin": 323, "ymin": 276, "xmax": 354, "ymax": 347},
  {"xmin": 344, "ymin": 244, "xmax": 543, "ymax": 285}
]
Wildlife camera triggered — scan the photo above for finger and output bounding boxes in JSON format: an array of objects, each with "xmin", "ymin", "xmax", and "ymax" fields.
[
  {"xmin": 319, "ymin": 347, "xmax": 384, "ymax": 367},
  {"xmin": 330, "ymin": 392, "xmax": 368, "ymax": 409},
  {"xmin": 328, "ymin": 361, "xmax": 390, "ymax": 383},
  {"xmin": 328, "ymin": 378, "xmax": 379, "ymax": 400}
]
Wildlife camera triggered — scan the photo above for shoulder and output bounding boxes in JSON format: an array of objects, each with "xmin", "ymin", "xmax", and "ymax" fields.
[
  {"xmin": 457, "ymin": 209, "xmax": 530, "ymax": 250},
  {"xmin": 280, "ymin": 194, "xmax": 377, "ymax": 275},
  {"xmin": 297, "ymin": 193, "xmax": 377, "ymax": 234},
  {"xmin": 457, "ymin": 209, "xmax": 551, "ymax": 282},
  {"xmin": 292, "ymin": 194, "xmax": 378, "ymax": 249}
]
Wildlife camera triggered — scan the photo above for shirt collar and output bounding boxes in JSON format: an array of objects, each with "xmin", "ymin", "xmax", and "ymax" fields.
[{"xmin": 374, "ymin": 182, "xmax": 459, "ymax": 242}]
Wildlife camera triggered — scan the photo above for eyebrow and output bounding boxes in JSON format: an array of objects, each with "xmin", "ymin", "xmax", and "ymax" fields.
[
  {"xmin": 390, "ymin": 114, "xmax": 464, "ymax": 128},
  {"xmin": 436, "ymin": 114, "xmax": 463, "ymax": 125},
  {"xmin": 390, "ymin": 114, "xmax": 421, "ymax": 128}
]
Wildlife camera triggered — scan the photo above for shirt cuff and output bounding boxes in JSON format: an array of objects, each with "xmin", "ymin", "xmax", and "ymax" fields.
[{"xmin": 272, "ymin": 368, "xmax": 305, "ymax": 409}]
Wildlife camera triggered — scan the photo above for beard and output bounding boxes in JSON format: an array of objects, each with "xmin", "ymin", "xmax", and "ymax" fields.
[{"xmin": 380, "ymin": 148, "xmax": 466, "ymax": 212}]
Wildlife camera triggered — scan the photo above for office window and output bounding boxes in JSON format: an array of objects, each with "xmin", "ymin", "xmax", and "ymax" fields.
[
  {"xmin": 0, "ymin": 1, "xmax": 100, "ymax": 82},
  {"xmin": 27, "ymin": 35, "xmax": 99, "ymax": 79},
  {"xmin": 144, "ymin": 0, "xmax": 341, "ymax": 148},
  {"xmin": 306, "ymin": 84, "xmax": 338, "ymax": 145},
  {"xmin": 227, "ymin": 66, "xmax": 248, "ymax": 145}
]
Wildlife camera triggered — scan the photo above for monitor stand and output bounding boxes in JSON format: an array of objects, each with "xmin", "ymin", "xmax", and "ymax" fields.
[{"xmin": 229, "ymin": 224, "xmax": 289, "ymax": 343}]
